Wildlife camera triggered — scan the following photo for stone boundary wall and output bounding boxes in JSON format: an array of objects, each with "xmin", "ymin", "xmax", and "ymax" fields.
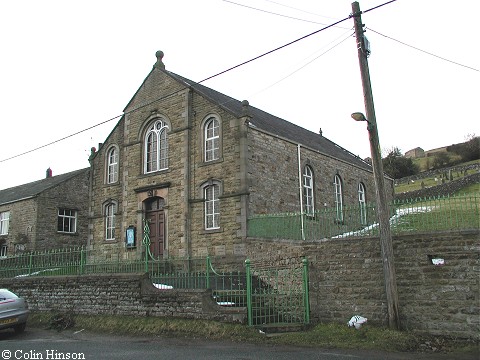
[
  {"xmin": 247, "ymin": 230, "xmax": 480, "ymax": 339},
  {"xmin": 394, "ymin": 172, "xmax": 479, "ymax": 201},
  {"xmin": 0, "ymin": 273, "xmax": 246, "ymax": 324},
  {"xmin": 395, "ymin": 163, "xmax": 479, "ymax": 185}
]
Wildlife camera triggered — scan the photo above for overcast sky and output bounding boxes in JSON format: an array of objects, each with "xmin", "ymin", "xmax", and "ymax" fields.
[{"xmin": 0, "ymin": 0, "xmax": 478, "ymax": 190}]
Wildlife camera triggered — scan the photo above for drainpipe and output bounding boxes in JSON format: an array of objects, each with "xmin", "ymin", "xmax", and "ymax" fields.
[{"xmin": 297, "ymin": 144, "xmax": 305, "ymax": 240}]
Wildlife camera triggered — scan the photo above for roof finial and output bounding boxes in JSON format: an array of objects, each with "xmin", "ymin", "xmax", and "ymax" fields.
[
  {"xmin": 242, "ymin": 100, "xmax": 250, "ymax": 117},
  {"xmin": 154, "ymin": 50, "xmax": 165, "ymax": 70}
]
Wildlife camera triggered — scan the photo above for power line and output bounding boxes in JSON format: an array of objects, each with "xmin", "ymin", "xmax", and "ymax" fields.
[
  {"xmin": 368, "ymin": 28, "xmax": 479, "ymax": 72},
  {"xmin": 248, "ymin": 30, "xmax": 353, "ymax": 98},
  {"xmin": 0, "ymin": 1, "xmax": 399, "ymax": 164},
  {"xmin": 222, "ymin": 0, "xmax": 351, "ymax": 29},
  {"xmin": 198, "ymin": 15, "xmax": 351, "ymax": 84}
]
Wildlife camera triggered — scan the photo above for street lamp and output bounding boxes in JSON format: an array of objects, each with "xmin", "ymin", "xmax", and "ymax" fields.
[{"xmin": 352, "ymin": 111, "xmax": 400, "ymax": 330}]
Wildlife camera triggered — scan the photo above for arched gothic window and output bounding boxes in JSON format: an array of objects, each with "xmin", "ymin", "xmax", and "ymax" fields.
[{"xmin": 144, "ymin": 119, "xmax": 169, "ymax": 173}]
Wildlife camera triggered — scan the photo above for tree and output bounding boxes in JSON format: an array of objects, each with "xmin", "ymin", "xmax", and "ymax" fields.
[
  {"xmin": 382, "ymin": 147, "xmax": 419, "ymax": 179},
  {"xmin": 447, "ymin": 134, "xmax": 480, "ymax": 162},
  {"xmin": 431, "ymin": 152, "xmax": 452, "ymax": 170}
]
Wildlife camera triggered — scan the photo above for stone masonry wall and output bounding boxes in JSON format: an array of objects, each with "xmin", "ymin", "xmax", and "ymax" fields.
[
  {"xmin": 0, "ymin": 199, "xmax": 37, "ymax": 255},
  {"xmin": 35, "ymin": 170, "xmax": 90, "ymax": 249},
  {"xmin": 247, "ymin": 230, "xmax": 480, "ymax": 339},
  {"xmin": 0, "ymin": 273, "xmax": 246, "ymax": 324},
  {"xmin": 247, "ymin": 129, "xmax": 391, "ymax": 216}
]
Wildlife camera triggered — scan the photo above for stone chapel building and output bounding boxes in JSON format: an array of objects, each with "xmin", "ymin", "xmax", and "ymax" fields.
[{"xmin": 88, "ymin": 51, "xmax": 393, "ymax": 262}]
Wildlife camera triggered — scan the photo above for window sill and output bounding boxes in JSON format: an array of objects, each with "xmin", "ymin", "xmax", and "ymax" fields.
[
  {"xmin": 199, "ymin": 158, "xmax": 224, "ymax": 167},
  {"xmin": 57, "ymin": 232, "xmax": 79, "ymax": 236},
  {"xmin": 201, "ymin": 227, "xmax": 223, "ymax": 234}
]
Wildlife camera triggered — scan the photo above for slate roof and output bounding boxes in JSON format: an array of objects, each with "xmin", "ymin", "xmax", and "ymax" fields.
[
  {"xmin": 168, "ymin": 71, "xmax": 371, "ymax": 171},
  {"xmin": 0, "ymin": 168, "xmax": 89, "ymax": 206}
]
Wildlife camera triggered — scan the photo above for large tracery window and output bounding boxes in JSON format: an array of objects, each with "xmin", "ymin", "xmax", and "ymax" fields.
[{"xmin": 144, "ymin": 119, "xmax": 169, "ymax": 173}]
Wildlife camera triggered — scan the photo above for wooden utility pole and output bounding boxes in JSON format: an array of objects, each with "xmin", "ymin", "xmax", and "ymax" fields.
[{"xmin": 351, "ymin": 1, "xmax": 400, "ymax": 330}]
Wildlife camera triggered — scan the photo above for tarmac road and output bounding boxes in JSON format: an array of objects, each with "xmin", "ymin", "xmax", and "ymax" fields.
[{"xmin": 0, "ymin": 327, "xmax": 477, "ymax": 360}]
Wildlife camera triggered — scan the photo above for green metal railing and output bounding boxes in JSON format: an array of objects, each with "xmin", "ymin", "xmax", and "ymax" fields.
[
  {"xmin": 245, "ymin": 259, "xmax": 309, "ymax": 327},
  {"xmin": 247, "ymin": 193, "xmax": 479, "ymax": 240},
  {"xmin": 0, "ymin": 248, "xmax": 310, "ymax": 327}
]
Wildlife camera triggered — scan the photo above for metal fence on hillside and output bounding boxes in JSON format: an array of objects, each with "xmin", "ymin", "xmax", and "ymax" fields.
[{"xmin": 247, "ymin": 193, "xmax": 479, "ymax": 240}]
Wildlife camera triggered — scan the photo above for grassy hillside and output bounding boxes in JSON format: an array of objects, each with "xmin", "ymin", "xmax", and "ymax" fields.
[{"xmin": 394, "ymin": 159, "xmax": 479, "ymax": 194}]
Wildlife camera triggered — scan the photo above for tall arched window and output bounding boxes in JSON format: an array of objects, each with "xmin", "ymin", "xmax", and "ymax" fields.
[
  {"xmin": 204, "ymin": 117, "xmax": 220, "ymax": 162},
  {"xmin": 106, "ymin": 146, "xmax": 118, "ymax": 184},
  {"xmin": 105, "ymin": 202, "xmax": 116, "ymax": 240},
  {"xmin": 144, "ymin": 119, "xmax": 169, "ymax": 173},
  {"xmin": 204, "ymin": 183, "xmax": 220, "ymax": 230},
  {"xmin": 303, "ymin": 166, "xmax": 314, "ymax": 215},
  {"xmin": 334, "ymin": 175, "xmax": 344, "ymax": 222},
  {"xmin": 358, "ymin": 182, "xmax": 367, "ymax": 225}
]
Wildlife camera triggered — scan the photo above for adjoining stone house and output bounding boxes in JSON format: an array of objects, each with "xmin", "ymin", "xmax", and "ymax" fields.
[
  {"xmin": 0, "ymin": 168, "xmax": 90, "ymax": 256},
  {"xmin": 88, "ymin": 51, "xmax": 393, "ymax": 263}
]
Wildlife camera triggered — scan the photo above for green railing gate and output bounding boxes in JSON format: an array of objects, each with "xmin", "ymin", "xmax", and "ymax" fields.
[{"xmin": 245, "ymin": 259, "xmax": 310, "ymax": 327}]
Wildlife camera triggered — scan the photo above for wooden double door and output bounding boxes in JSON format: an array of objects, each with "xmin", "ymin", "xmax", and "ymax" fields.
[{"xmin": 145, "ymin": 197, "xmax": 165, "ymax": 258}]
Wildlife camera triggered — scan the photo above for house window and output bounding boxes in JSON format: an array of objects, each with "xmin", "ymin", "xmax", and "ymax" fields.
[
  {"xmin": 358, "ymin": 182, "xmax": 367, "ymax": 225},
  {"xmin": 204, "ymin": 184, "xmax": 220, "ymax": 230},
  {"xmin": 334, "ymin": 175, "xmax": 344, "ymax": 222},
  {"xmin": 303, "ymin": 166, "xmax": 314, "ymax": 215},
  {"xmin": 144, "ymin": 119, "xmax": 169, "ymax": 173},
  {"xmin": 105, "ymin": 203, "xmax": 116, "ymax": 240},
  {"xmin": 0, "ymin": 211, "xmax": 10, "ymax": 235},
  {"xmin": 204, "ymin": 117, "xmax": 220, "ymax": 162},
  {"xmin": 57, "ymin": 209, "xmax": 77, "ymax": 233},
  {"xmin": 106, "ymin": 146, "xmax": 119, "ymax": 184}
]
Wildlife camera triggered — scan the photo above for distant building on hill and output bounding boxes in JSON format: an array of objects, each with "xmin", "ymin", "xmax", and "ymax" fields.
[{"xmin": 405, "ymin": 147, "xmax": 425, "ymax": 159}]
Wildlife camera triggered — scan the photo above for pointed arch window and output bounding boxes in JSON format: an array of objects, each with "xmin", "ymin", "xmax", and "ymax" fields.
[
  {"xmin": 334, "ymin": 175, "xmax": 344, "ymax": 222},
  {"xmin": 303, "ymin": 165, "xmax": 314, "ymax": 215},
  {"xmin": 144, "ymin": 119, "xmax": 169, "ymax": 173},
  {"xmin": 106, "ymin": 146, "xmax": 119, "ymax": 184},
  {"xmin": 358, "ymin": 183, "xmax": 367, "ymax": 225}
]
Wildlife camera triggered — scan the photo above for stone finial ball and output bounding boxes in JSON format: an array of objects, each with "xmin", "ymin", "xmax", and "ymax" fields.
[
  {"xmin": 156, "ymin": 50, "xmax": 164, "ymax": 59},
  {"xmin": 241, "ymin": 100, "xmax": 249, "ymax": 107}
]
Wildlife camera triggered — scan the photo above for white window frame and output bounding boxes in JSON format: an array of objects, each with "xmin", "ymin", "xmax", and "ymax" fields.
[
  {"xmin": 334, "ymin": 175, "xmax": 344, "ymax": 222},
  {"xmin": 0, "ymin": 211, "xmax": 10, "ymax": 235},
  {"xmin": 303, "ymin": 166, "xmax": 314, "ymax": 215},
  {"xmin": 57, "ymin": 209, "xmax": 77, "ymax": 233},
  {"xmin": 105, "ymin": 203, "xmax": 116, "ymax": 240},
  {"xmin": 358, "ymin": 182, "xmax": 367, "ymax": 225},
  {"xmin": 106, "ymin": 146, "xmax": 119, "ymax": 184},
  {"xmin": 144, "ymin": 119, "xmax": 169, "ymax": 174},
  {"xmin": 204, "ymin": 117, "xmax": 220, "ymax": 162},
  {"xmin": 204, "ymin": 184, "xmax": 220, "ymax": 230}
]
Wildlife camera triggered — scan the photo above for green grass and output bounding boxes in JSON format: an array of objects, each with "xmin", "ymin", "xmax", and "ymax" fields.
[
  {"xmin": 395, "ymin": 159, "xmax": 479, "ymax": 194},
  {"xmin": 27, "ymin": 312, "xmax": 479, "ymax": 355}
]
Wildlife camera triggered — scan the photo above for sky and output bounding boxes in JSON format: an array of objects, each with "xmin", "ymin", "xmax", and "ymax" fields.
[{"xmin": 0, "ymin": 0, "xmax": 478, "ymax": 190}]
